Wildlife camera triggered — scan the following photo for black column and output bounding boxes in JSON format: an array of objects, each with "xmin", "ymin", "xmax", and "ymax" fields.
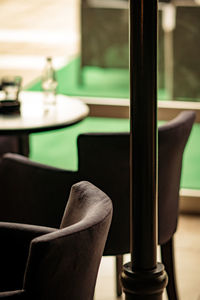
[{"xmin": 121, "ymin": 0, "xmax": 168, "ymax": 299}]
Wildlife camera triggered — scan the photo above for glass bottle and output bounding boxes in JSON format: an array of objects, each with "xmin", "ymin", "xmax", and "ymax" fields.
[{"xmin": 42, "ymin": 57, "xmax": 58, "ymax": 105}]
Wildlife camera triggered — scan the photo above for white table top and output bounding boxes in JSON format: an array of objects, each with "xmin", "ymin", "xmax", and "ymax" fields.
[{"xmin": 0, "ymin": 91, "xmax": 89, "ymax": 134}]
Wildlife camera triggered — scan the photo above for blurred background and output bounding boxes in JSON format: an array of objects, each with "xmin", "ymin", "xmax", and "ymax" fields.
[{"xmin": 0, "ymin": 0, "xmax": 78, "ymax": 86}]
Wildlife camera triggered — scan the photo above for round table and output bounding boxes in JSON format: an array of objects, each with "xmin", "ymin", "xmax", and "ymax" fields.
[
  {"xmin": 0, "ymin": 91, "xmax": 89, "ymax": 134},
  {"xmin": 0, "ymin": 91, "xmax": 89, "ymax": 154}
]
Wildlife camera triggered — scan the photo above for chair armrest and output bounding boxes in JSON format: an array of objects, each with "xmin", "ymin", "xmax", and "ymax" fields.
[
  {"xmin": 0, "ymin": 222, "xmax": 56, "ymax": 292},
  {"xmin": 0, "ymin": 290, "xmax": 26, "ymax": 299},
  {"xmin": 0, "ymin": 153, "xmax": 79, "ymax": 228},
  {"xmin": 0, "ymin": 221, "xmax": 56, "ymax": 242},
  {"xmin": 0, "ymin": 222, "xmax": 56, "ymax": 261}
]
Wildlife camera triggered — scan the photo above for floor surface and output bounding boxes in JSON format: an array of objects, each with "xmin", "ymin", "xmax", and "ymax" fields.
[{"xmin": 96, "ymin": 214, "xmax": 200, "ymax": 300}]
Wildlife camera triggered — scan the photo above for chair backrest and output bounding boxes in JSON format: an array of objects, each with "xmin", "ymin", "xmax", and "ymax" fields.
[
  {"xmin": 23, "ymin": 181, "xmax": 113, "ymax": 300},
  {"xmin": 0, "ymin": 154, "xmax": 78, "ymax": 228},
  {"xmin": 158, "ymin": 111, "xmax": 195, "ymax": 244},
  {"xmin": 78, "ymin": 132, "xmax": 130, "ymax": 255},
  {"xmin": 77, "ymin": 111, "xmax": 195, "ymax": 255}
]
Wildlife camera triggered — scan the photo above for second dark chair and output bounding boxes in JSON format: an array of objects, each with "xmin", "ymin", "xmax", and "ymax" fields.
[
  {"xmin": 77, "ymin": 111, "xmax": 195, "ymax": 300},
  {"xmin": 0, "ymin": 111, "xmax": 196, "ymax": 300},
  {"xmin": 0, "ymin": 181, "xmax": 113, "ymax": 299}
]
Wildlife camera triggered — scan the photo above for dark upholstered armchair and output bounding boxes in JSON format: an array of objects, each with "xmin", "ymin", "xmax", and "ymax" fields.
[
  {"xmin": 0, "ymin": 181, "xmax": 113, "ymax": 300},
  {"xmin": 77, "ymin": 111, "xmax": 195, "ymax": 300},
  {"xmin": 0, "ymin": 111, "xmax": 195, "ymax": 300}
]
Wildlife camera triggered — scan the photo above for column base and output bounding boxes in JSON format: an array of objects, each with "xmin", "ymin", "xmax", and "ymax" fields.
[{"xmin": 121, "ymin": 262, "xmax": 168, "ymax": 300}]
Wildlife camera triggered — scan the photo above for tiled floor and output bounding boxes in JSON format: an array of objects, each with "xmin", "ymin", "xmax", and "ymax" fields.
[{"xmin": 1, "ymin": 1, "xmax": 200, "ymax": 299}]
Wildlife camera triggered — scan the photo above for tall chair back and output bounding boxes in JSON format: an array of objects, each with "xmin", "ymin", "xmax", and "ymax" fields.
[{"xmin": 78, "ymin": 111, "xmax": 195, "ymax": 250}]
